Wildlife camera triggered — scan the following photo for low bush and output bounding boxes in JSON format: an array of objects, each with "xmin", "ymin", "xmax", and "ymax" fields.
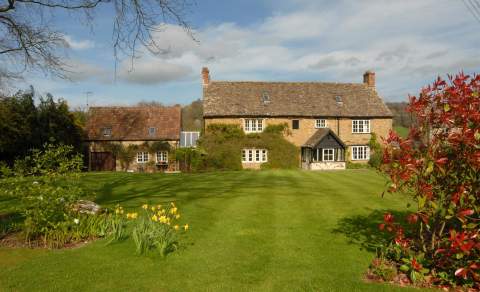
[
  {"xmin": 368, "ymin": 133, "xmax": 383, "ymax": 169},
  {"xmin": 376, "ymin": 73, "xmax": 480, "ymax": 289}
]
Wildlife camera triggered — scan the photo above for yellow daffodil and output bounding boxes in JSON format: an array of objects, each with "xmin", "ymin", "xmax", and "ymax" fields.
[
  {"xmin": 170, "ymin": 207, "xmax": 177, "ymax": 214},
  {"xmin": 120, "ymin": 209, "xmax": 124, "ymax": 214},
  {"xmin": 115, "ymin": 209, "xmax": 120, "ymax": 214},
  {"xmin": 174, "ymin": 225, "xmax": 179, "ymax": 231},
  {"xmin": 159, "ymin": 215, "xmax": 167, "ymax": 223},
  {"xmin": 170, "ymin": 202, "xmax": 175, "ymax": 207},
  {"xmin": 151, "ymin": 215, "xmax": 158, "ymax": 222},
  {"xmin": 183, "ymin": 224, "xmax": 189, "ymax": 231},
  {"xmin": 156, "ymin": 204, "xmax": 162, "ymax": 209},
  {"xmin": 142, "ymin": 204, "xmax": 148, "ymax": 210},
  {"xmin": 127, "ymin": 212, "xmax": 138, "ymax": 219},
  {"xmin": 175, "ymin": 214, "xmax": 180, "ymax": 219}
]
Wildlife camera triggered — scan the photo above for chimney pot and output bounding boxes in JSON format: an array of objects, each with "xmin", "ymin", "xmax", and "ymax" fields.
[
  {"xmin": 363, "ymin": 70, "xmax": 375, "ymax": 88},
  {"xmin": 202, "ymin": 67, "xmax": 210, "ymax": 87}
]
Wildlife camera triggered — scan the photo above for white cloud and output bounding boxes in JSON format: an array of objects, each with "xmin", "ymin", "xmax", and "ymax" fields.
[
  {"xmin": 64, "ymin": 35, "xmax": 95, "ymax": 50},
  {"xmin": 64, "ymin": 60, "xmax": 111, "ymax": 83},
  {"xmin": 61, "ymin": 0, "xmax": 480, "ymax": 101}
]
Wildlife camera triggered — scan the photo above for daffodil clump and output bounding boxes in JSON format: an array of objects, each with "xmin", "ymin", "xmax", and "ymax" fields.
[{"xmin": 125, "ymin": 202, "xmax": 188, "ymax": 256}]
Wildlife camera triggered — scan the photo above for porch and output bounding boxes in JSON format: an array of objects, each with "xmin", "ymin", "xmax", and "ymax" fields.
[{"xmin": 301, "ymin": 128, "xmax": 346, "ymax": 170}]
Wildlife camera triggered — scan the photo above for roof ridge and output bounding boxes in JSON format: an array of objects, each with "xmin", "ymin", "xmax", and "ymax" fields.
[{"xmin": 210, "ymin": 80, "xmax": 365, "ymax": 86}]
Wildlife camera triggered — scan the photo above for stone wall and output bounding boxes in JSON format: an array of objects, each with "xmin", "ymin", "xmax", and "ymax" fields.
[
  {"xmin": 88, "ymin": 140, "xmax": 179, "ymax": 172},
  {"xmin": 204, "ymin": 117, "xmax": 391, "ymax": 166}
]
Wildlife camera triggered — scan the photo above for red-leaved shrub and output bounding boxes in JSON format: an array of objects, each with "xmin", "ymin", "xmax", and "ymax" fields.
[{"xmin": 379, "ymin": 73, "xmax": 480, "ymax": 289}]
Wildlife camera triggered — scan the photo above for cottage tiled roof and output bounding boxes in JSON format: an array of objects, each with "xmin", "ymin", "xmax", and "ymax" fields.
[
  {"xmin": 86, "ymin": 106, "xmax": 181, "ymax": 141},
  {"xmin": 203, "ymin": 81, "xmax": 392, "ymax": 118},
  {"xmin": 303, "ymin": 128, "xmax": 346, "ymax": 148}
]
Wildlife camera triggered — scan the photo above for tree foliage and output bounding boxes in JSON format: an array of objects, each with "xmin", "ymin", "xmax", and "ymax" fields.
[
  {"xmin": 378, "ymin": 73, "xmax": 480, "ymax": 288},
  {"xmin": 0, "ymin": 89, "xmax": 83, "ymax": 164}
]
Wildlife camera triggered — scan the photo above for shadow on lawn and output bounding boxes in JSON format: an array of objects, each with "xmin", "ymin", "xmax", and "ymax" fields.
[
  {"xmin": 332, "ymin": 209, "xmax": 410, "ymax": 252},
  {"xmin": 91, "ymin": 171, "xmax": 305, "ymax": 206}
]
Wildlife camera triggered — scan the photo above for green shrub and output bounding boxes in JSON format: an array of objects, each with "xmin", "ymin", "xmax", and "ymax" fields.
[
  {"xmin": 13, "ymin": 143, "xmax": 83, "ymax": 176},
  {"xmin": 368, "ymin": 133, "xmax": 383, "ymax": 169},
  {"xmin": 196, "ymin": 123, "xmax": 298, "ymax": 171},
  {"xmin": 174, "ymin": 147, "xmax": 204, "ymax": 172},
  {"xmin": 0, "ymin": 161, "xmax": 13, "ymax": 178}
]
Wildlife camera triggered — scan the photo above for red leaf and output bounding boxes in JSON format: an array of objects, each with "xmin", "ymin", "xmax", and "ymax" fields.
[{"xmin": 458, "ymin": 209, "xmax": 474, "ymax": 217}]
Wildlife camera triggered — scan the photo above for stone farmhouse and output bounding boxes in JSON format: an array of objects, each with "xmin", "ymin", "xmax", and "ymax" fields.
[
  {"xmin": 85, "ymin": 106, "xmax": 181, "ymax": 172},
  {"xmin": 202, "ymin": 67, "xmax": 393, "ymax": 170}
]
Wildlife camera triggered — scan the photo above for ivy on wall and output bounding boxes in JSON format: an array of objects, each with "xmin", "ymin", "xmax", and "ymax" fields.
[{"xmin": 197, "ymin": 123, "xmax": 298, "ymax": 171}]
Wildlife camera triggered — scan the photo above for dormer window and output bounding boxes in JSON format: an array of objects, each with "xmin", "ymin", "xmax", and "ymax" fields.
[
  {"xmin": 148, "ymin": 127, "xmax": 156, "ymax": 136},
  {"xmin": 102, "ymin": 127, "xmax": 112, "ymax": 137},
  {"xmin": 262, "ymin": 91, "xmax": 270, "ymax": 104},
  {"xmin": 335, "ymin": 95, "xmax": 343, "ymax": 105}
]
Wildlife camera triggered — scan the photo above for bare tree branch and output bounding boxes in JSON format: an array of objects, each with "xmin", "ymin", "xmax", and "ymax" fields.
[{"xmin": 0, "ymin": 0, "xmax": 194, "ymax": 87}]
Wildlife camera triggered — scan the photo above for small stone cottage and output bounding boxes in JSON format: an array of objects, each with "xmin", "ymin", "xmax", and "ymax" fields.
[
  {"xmin": 85, "ymin": 106, "xmax": 181, "ymax": 172},
  {"xmin": 202, "ymin": 67, "xmax": 393, "ymax": 170}
]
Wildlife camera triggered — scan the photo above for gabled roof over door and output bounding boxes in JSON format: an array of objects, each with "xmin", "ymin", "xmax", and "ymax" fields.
[{"xmin": 302, "ymin": 128, "xmax": 346, "ymax": 149}]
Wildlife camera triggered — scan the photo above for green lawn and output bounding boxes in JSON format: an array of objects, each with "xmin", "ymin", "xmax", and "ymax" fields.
[
  {"xmin": 0, "ymin": 170, "xmax": 420, "ymax": 291},
  {"xmin": 394, "ymin": 126, "xmax": 409, "ymax": 138}
]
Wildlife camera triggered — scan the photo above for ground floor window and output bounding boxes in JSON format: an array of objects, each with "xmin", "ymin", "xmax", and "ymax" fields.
[
  {"xmin": 137, "ymin": 152, "xmax": 149, "ymax": 163},
  {"xmin": 156, "ymin": 151, "xmax": 168, "ymax": 163},
  {"xmin": 322, "ymin": 148, "xmax": 334, "ymax": 161},
  {"xmin": 351, "ymin": 146, "xmax": 370, "ymax": 160},
  {"xmin": 310, "ymin": 148, "xmax": 344, "ymax": 162},
  {"xmin": 242, "ymin": 149, "xmax": 268, "ymax": 163}
]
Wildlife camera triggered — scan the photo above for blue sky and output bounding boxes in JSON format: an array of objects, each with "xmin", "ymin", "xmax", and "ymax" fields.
[{"xmin": 16, "ymin": 0, "xmax": 480, "ymax": 108}]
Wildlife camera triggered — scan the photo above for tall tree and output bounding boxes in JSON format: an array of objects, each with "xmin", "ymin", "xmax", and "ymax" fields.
[{"xmin": 0, "ymin": 0, "xmax": 193, "ymax": 86}]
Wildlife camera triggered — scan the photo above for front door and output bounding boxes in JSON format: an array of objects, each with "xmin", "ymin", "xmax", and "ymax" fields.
[{"xmin": 91, "ymin": 152, "xmax": 116, "ymax": 171}]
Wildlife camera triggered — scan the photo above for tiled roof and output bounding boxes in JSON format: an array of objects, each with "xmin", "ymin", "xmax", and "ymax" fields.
[
  {"xmin": 303, "ymin": 128, "xmax": 346, "ymax": 148},
  {"xmin": 86, "ymin": 106, "xmax": 181, "ymax": 141},
  {"xmin": 203, "ymin": 81, "xmax": 392, "ymax": 118}
]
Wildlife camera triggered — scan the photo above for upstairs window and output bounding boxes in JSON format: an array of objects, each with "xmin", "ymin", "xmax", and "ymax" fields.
[
  {"xmin": 148, "ymin": 127, "xmax": 156, "ymax": 136},
  {"xmin": 242, "ymin": 149, "xmax": 268, "ymax": 163},
  {"xmin": 315, "ymin": 119, "xmax": 327, "ymax": 128},
  {"xmin": 102, "ymin": 127, "xmax": 112, "ymax": 137},
  {"xmin": 156, "ymin": 151, "xmax": 168, "ymax": 163},
  {"xmin": 244, "ymin": 119, "xmax": 263, "ymax": 133},
  {"xmin": 292, "ymin": 119, "xmax": 300, "ymax": 130},
  {"xmin": 137, "ymin": 152, "xmax": 149, "ymax": 163},
  {"xmin": 352, "ymin": 120, "xmax": 370, "ymax": 133}
]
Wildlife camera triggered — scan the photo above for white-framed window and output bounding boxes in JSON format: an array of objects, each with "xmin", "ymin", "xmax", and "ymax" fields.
[
  {"xmin": 242, "ymin": 149, "xmax": 268, "ymax": 163},
  {"xmin": 323, "ymin": 148, "xmax": 334, "ymax": 161},
  {"xmin": 315, "ymin": 119, "xmax": 327, "ymax": 128},
  {"xmin": 137, "ymin": 152, "xmax": 149, "ymax": 163},
  {"xmin": 244, "ymin": 119, "xmax": 264, "ymax": 133},
  {"xmin": 148, "ymin": 127, "xmax": 156, "ymax": 136},
  {"xmin": 102, "ymin": 127, "xmax": 112, "ymax": 137},
  {"xmin": 352, "ymin": 120, "xmax": 370, "ymax": 133},
  {"xmin": 156, "ymin": 151, "xmax": 168, "ymax": 163},
  {"xmin": 351, "ymin": 146, "xmax": 370, "ymax": 160}
]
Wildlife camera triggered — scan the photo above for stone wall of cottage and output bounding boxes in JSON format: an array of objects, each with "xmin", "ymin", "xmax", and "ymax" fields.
[
  {"xmin": 204, "ymin": 117, "xmax": 392, "ymax": 163},
  {"xmin": 88, "ymin": 140, "xmax": 179, "ymax": 172}
]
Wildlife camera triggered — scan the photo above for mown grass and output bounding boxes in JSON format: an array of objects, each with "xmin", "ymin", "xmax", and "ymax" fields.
[
  {"xmin": 0, "ymin": 170, "xmax": 422, "ymax": 291},
  {"xmin": 394, "ymin": 126, "xmax": 409, "ymax": 138}
]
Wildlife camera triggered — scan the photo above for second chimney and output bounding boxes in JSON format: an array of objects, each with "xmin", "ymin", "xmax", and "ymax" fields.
[
  {"xmin": 363, "ymin": 70, "xmax": 375, "ymax": 88},
  {"xmin": 202, "ymin": 67, "xmax": 210, "ymax": 87}
]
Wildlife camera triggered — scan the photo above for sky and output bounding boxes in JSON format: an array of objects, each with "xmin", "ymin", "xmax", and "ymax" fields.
[{"xmin": 15, "ymin": 0, "xmax": 480, "ymax": 108}]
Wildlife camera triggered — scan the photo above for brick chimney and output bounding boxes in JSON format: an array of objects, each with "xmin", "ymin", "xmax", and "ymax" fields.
[
  {"xmin": 202, "ymin": 67, "xmax": 210, "ymax": 87},
  {"xmin": 363, "ymin": 70, "xmax": 375, "ymax": 88}
]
